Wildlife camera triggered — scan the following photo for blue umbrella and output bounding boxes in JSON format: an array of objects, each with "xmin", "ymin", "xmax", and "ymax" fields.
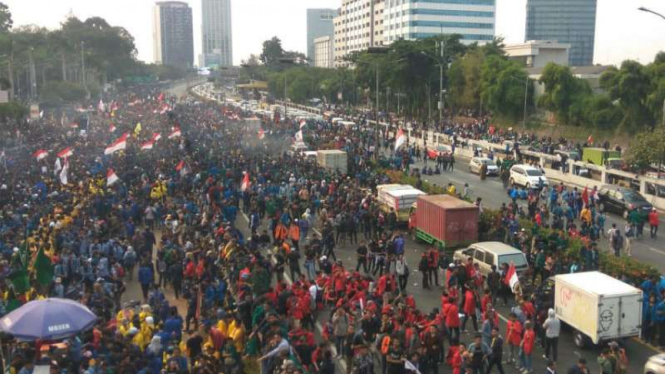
[{"xmin": 0, "ymin": 298, "xmax": 97, "ymax": 340}]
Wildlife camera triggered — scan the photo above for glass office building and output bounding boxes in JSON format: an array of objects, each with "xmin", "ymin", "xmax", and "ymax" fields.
[{"xmin": 525, "ymin": 0, "xmax": 597, "ymax": 66}]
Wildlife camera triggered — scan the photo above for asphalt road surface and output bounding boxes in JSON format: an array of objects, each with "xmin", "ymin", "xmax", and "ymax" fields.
[{"xmin": 405, "ymin": 151, "xmax": 665, "ymax": 274}]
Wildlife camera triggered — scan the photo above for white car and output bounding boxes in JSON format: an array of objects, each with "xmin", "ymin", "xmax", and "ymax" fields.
[
  {"xmin": 469, "ymin": 157, "xmax": 498, "ymax": 176},
  {"xmin": 510, "ymin": 164, "xmax": 548, "ymax": 189},
  {"xmin": 645, "ymin": 354, "xmax": 665, "ymax": 374}
]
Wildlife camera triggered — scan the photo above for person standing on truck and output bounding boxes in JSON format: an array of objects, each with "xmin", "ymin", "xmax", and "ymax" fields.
[{"xmin": 542, "ymin": 308, "xmax": 560, "ymax": 362}]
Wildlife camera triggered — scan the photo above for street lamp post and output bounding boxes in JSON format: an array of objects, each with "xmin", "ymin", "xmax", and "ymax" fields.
[
  {"xmin": 638, "ymin": 6, "xmax": 665, "ymax": 20},
  {"xmin": 523, "ymin": 77, "xmax": 529, "ymax": 127}
]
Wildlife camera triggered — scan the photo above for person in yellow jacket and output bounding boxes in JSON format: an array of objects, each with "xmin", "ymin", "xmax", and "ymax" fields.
[
  {"xmin": 116, "ymin": 305, "xmax": 135, "ymax": 324},
  {"xmin": 228, "ymin": 316, "xmax": 246, "ymax": 353},
  {"xmin": 134, "ymin": 316, "xmax": 155, "ymax": 350},
  {"xmin": 117, "ymin": 318, "xmax": 135, "ymax": 337},
  {"xmin": 580, "ymin": 205, "xmax": 592, "ymax": 225}
]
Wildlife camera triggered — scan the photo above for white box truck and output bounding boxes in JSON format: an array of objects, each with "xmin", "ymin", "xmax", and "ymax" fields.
[
  {"xmin": 553, "ymin": 271, "xmax": 643, "ymax": 348},
  {"xmin": 376, "ymin": 184, "xmax": 426, "ymax": 223},
  {"xmin": 317, "ymin": 150, "xmax": 348, "ymax": 175}
]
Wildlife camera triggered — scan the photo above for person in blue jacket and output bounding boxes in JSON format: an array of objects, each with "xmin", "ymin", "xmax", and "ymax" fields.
[
  {"xmin": 643, "ymin": 295, "xmax": 658, "ymax": 344},
  {"xmin": 138, "ymin": 261, "xmax": 154, "ymax": 301}
]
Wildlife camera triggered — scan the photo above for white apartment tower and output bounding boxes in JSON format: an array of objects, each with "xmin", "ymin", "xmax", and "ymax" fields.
[{"xmin": 201, "ymin": 0, "xmax": 233, "ymax": 67}]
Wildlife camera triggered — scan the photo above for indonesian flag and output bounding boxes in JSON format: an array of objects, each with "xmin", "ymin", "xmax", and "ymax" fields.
[
  {"xmin": 107, "ymin": 168, "xmax": 119, "ymax": 186},
  {"xmin": 587, "ymin": 135, "xmax": 593, "ymax": 145},
  {"xmin": 159, "ymin": 104, "xmax": 171, "ymax": 114},
  {"xmin": 427, "ymin": 148, "xmax": 438, "ymax": 159},
  {"xmin": 110, "ymin": 101, "xmax": 119, "ymax": 111},
  {"xmin": 157, "ymin": 93, "xmax": 165, "ymax": 102},
  {"xmin": 582, "ymin": 186, "xmax": 589, "ymax": 206},
  {"xmin": 57, "ymin": 147, "xmax": 73, "ymax": 159},
  {"xmin": 504, "ymin": 263, "xmax": 519, "ymax": 293},
  {"xmin": 258, "ymin": 129, "xmax": 265, "ymax": 140},
  {"xmin": 395, "ymin": 128, "xmax": 406, "ymax": 151},
  {"xmin": 299, "ymin": 119, "xmax": 307, "ymax": 129},
  {"xmin": 176, "ymin": 160, "xmax": 190, "ymax": 176},
  {"xmin": 98, "ymin": 99, "xmax": 105, "ymax": 112},
  {"xmin": 241, "ymin": 172, "xmax": 250, "ymax": 192},
  {"xmin": 59, "ymin": 159, "xmax": 69, "ymax": 185},
  {"xmin": 33, "ymin": 149, "xmax": 48, "ymax": 161},
  {"xmin": 168, "ymin": 127, "xmax": 181, "ymax": 139},
  {"xmin": 295, "ymin": 130, "xmax": 304, "ymax": 142},
  {"xmin": 141, "ymin": 141, "xmax": 154, "ymax": 151},
  {"xmin": 105, "ymin": 133, "xmax": 129, "ymax": 155},
  {"xmin": 151, "ymin": 132, "xmax": 162, "ymax": 142},
  {"xmin": 109, "ymin": 123, "xmax": 116, "ymax": 133}
]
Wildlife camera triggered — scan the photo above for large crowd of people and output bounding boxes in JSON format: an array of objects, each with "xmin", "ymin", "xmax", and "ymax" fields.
[{"xmin": 0, "ymin": 82, "xmax": 656, "ymax": 374}]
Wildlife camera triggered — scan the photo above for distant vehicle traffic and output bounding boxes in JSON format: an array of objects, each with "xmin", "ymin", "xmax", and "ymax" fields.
[
  {"xmin": 509, "ymin": 164, "xmax": 548, "ymax": 189},
  {"xmin": 597, "ymin": 185, "xmax": 653, "ymax": 219},
  {"xmin": 468, "ymin": 157, "xmax": 498, "ymax": 176}
]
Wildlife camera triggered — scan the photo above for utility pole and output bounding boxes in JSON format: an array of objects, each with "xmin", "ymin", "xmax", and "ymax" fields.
[
  {"xmin": 7, "ymin": 38, "xmax": 13, "ymax": 101},
  {"xmin": 81, "ymin": 41, "xmax": 89, "ymax": 99},
  {"xmin": 523, "ymin": 77, "xmax": 529, "ymax": 127},
  {"xmin": 438, "ymin": 40, "xmax": 444, "ymax": 126},
  {"xmin": 28, "ymin": 47, "xmax": 37, "ymax": 99}
]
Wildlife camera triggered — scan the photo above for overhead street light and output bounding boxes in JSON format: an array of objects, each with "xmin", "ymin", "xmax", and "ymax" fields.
[{"xmin": 638, "ymin": 6, "xmax": 665, "ymax": 20}]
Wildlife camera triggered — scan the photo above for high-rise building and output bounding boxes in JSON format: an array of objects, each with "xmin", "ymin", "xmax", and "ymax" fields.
[
  {"xmin": 333, "ymin": 0, "xmax": 495, "ymax": 67},
  {"xmin": 201, "ymin": 0, "xmax": 233, "ymax": 67},
  {"xmin": 383, "ymin": 0, "xmax": 495, "ymax": 45},
  {"xmin": 525, "ymin": 0, "xmax": 597, "ymax": 66},
  {"xmin": 333, "ymin": 0, "xmax": 385, "ymax": 67},
  {"xmin": 314, "ymin": 36, "xmax": 333, "ymax": 68},
  {"xmin": 307, "ymin": 9, "xmax": 337, "ymax": 62},
  {"xmin": 153, "ymin": 1, "xmax": 194, "ymax": 68}
]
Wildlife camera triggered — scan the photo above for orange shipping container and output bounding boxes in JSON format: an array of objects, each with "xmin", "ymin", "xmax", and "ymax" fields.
[{"xmin": 412, "ymin": 195, "xmax": 478, "ymax": 248}]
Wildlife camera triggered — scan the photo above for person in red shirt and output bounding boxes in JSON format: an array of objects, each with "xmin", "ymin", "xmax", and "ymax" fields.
[
  {"xmin": 649, "ymin": 208, "xmax": 659, "ymax": 239},
  {"xmin": 461, "ymin": 286, "xmax": 478, "ymax": 332},
  {"xmin": 451, "ymin": 342, "xmax": 465, "ymax": 374},
  {"xmin": 506, "ymin": 313, "xmax": 523, "ymax": 364},
  {"xmin": 445, "ymin": 297, "xmax": 460, "ymax": 343},
  {"xmin": 520, "ymin": 321, "xmax": 535, "ymax": 372}
]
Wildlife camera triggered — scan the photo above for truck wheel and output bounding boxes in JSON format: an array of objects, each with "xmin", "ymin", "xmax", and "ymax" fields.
[{"xmin": 573, "ymin": 330, "xmax": 589, "ymax": 349}]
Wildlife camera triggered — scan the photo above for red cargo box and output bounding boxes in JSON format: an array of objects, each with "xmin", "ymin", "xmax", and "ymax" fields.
[{"xmin": 414, "ymin": 195, "xmax": 478, "ymax": 248}]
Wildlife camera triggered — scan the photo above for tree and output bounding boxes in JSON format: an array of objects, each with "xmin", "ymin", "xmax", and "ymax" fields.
[
  {"xmin": 0, "ymin": 2, "xmax": 12, "ymax": 33},
  {"xmin": 260, "ymin": 37, "xmax": 284, "ymax": 65},
  {"xmin": 480, "ymin": 55, "xmax": 532, "ymax": 120},
  {"xmin": 600, "ymin": 60, "xmax": 654, "ymax": 132},
  {"xmin": 538, "ymin": 63, "xmax": 591, "ymax": 124},
  {"xmin": 625, "ymin": 128, "xmax": 665, "ymax": 172}
]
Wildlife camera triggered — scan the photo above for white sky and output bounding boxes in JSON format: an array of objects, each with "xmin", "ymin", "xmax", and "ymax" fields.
[{"xmin": 4, "ymin": 0, "xmax": 665, "ymax": 66}]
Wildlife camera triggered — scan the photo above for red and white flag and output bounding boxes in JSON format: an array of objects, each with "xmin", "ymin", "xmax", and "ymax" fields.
[
  {"xmin": 104, "ymin": 133, "xmax": 129, "ymax": 155},
  {"xmin": 151, "ymin": 132, "xmax": 162, "ymax": 142},
  {"xmin": 241, "ymin": 172, "xmax": 251, "ymax": 192},
  {"xmin": 59, "ymin": 159, "xmax": 69, "ymax": 185},
  {"xmin": 110, "ymin": 101, "xmax": 119, "ymax": 111},
  {"xmin": 504, "ymin": 263, "xmax": 520, "ymax": 293},
  {"xmin": 587, "ymin": 135, "xmax": 594, "ymax": 145},
  {"xmin": 107, "ymin": 168, "xmax": 119, "ymax": 186},
  {"xmin": 57, "ymin": 147, "xmax": 73, "ymax": 159},
  {"xmin": 157, "ymin": 93, "xmax": 165, "ymax": 102},
  {"xmin": 33, "ymin": 149, "xmax": 48, "ymax": 161},
  {"xmin": 299, "ymin": 119, "xmax": 307, "ymax": 129},
  {"xmin": 141, "ymin": 141, "xmax": 154, "ymax": 151},
  {"xmin": 176, "ymin": 160, "xmax": 190, "ymax": 176},
  {"xmin": 168, "ymin": 127, "xmax": 181, "ymax": 139},
  {"xmin": 258, "ymin": 129, "xmax": 265, "ymax": 140},
  {"xmin": 395, "ymin": 128, "xmax": 406, "ymax": 151},
  {"xmin": 159, "ymin": 104, "xmax": 171, "ymax": 114},
  {"xmin": 98, "ymin": 99, "xmax": 105, "ymax": 112},
  {"xmin": 295, "ymin": 130, "xmax": 303, "ymax": 142},
  {"xmin": 109, "ymin": 123, "xmax": 116, "ymax": 133}
]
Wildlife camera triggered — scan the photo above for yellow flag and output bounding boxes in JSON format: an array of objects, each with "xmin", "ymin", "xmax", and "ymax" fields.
[{"xmin": 134, "ymin": 122, "xmax": 142, "ymax": 137}]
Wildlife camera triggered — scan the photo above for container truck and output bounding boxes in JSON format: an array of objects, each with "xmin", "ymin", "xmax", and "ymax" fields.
[
  {"xmin": 582, "ymin": 147, "xmax": 621, "ymax": 166},
  {"xmin": 553, "ymin": 271, "xmax": 643, "ymax": 348},
  {"xmin": 376, "ymin": 184, "xmax": 425, "ymax": 224},
  {"xmin": 408, "ymin": 195, "xmax": 478, "ymax": 249},
  {"xmin": 317, "ymin": 150, "xmax": 348, "ymax": 175}
]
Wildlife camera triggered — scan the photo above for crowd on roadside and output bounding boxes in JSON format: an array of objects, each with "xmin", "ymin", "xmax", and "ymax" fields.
[{"xmin": 0, "ymin": 83, "xmax": 651, "ymax": 374}]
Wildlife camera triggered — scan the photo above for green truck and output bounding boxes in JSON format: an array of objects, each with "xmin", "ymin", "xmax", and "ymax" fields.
[{"xmin": 582, "ymin": 148, "xmax": 621, "ymax": 166}]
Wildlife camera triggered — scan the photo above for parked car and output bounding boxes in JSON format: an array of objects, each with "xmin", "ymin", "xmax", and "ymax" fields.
[
  {"xmin": 509, "ymin": 164, "xmax": 549, "ymax": 189},
  {"xmin": 645, "ymin": 354, "xmax": 665, "ymax": 374},
  {"xmin": 453, "ymin": 241, "xmax": 529, "ymax": 278},
  {"xmin": 597, "ymin": 185, "xmax": 653, "ymax": 219},
  {"xmin": 469, "ymin": 157, "xmax": 498, "ymax": 176}
]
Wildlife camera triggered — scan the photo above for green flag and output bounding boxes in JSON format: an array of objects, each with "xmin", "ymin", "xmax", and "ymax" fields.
[
  {"xmin": 34, "ymin": 247, "xmax": 54, "ymax": 286},
  {"xmin": 9, "ymin": 269, "xmax": 30, "ymax": 294}
]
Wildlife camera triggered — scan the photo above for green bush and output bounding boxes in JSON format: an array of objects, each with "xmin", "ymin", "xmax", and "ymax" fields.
[
  {"xmin": 0, "ymin": 102, "xmax": 27, "ymax": 120},
  {"xmin": 40, "ymin": 81, "xmax": 87, "ymax": 103}
]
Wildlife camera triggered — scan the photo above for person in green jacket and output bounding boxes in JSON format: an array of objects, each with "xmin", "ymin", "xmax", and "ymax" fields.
[
  {"xmin": 533, "ymin": 249, "xmax": 546, "ymax": 285},
  {"xmin": 597, "ymin": 349, "xmax": 615, "ymax": 374},
  {"xmin": 250, "ymin": 263, "xmax": 270, "ymax": 296}
]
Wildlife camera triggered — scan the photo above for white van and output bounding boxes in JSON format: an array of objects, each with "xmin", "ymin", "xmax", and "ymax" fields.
[{"xmin": 453, "ymin": 241, "xmax": 528, "ymax": 277}]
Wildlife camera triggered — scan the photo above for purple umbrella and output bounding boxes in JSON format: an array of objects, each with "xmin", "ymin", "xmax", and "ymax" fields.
[{"xmin": 0, "ymin": 298, "xmax": 97, "ymax": 340}]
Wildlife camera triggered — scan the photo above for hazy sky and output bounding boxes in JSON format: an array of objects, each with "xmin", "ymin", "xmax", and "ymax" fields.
[{"xmin": 4, "ymin": 0, "xmax": 665, "ymax": 66}]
